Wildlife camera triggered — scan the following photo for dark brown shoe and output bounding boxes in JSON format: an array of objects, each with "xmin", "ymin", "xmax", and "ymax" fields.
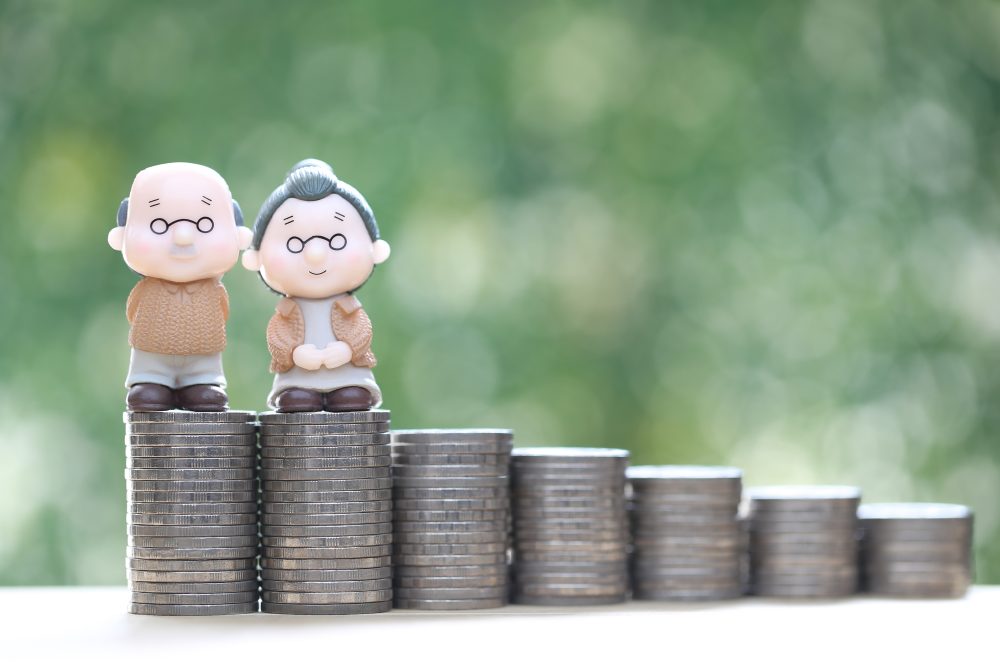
[
  {"xmin": 126, "ymin": 383, "xmax": 177, "ymax": 411},
  {"xmin": 324, "ymin": 386, "xmax": 374, "ymax": 412},
  {"xmin": 275, "ymin": 387, "xmax": 324, "ymax": 413},
  {"xmin": 176, "ymin": 384, "xmax": 229, "ymax": 412}
]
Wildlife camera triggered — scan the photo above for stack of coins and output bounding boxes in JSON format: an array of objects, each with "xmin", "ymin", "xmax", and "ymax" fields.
[
  {"xmin": 859, "ymin": 502, "xmax": 973, "ymax": 598},
  {"xmin": 747, "ymin": 485, "xmax": 860, "ymax": 598},
  {"xmin": 125, "ymin": 410, "xmax": 259, "ymax": 616},
  {"xmin": 258, "ymin": 410, "xmax": 393, "ymax": 615},
  {"xmin": 627, "ymin": 465, "xmax": 744, "ymax": 600},
  {"xmin": 511, "ymin": 447, "xmax": 630, "ymax": 605},
  {"xmin": 390, "ymin": 429, "xmax": 513, "ymax": 610}
]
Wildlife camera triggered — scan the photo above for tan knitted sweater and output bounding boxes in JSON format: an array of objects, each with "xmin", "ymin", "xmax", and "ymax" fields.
[
  {"xmin": 126, "ymin": 278, "xmax": 229, "ymax": 355},
  {"xmin": 267, "ymin": 294, "xmax": 377, "ymax": 373}
]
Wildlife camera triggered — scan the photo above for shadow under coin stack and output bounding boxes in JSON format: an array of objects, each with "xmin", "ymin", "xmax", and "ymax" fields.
[
  {"xmin": 390, "ymin": 429, "xmax": 514, "ymax": 610},
  {"xmin": 511, "ymin": 447, "xmax": 630, "ymax": 605},
  {"xmin": 747, "ymin": 485, "xmax": 860, "ymax": 598},
  {"xmin": 859, "ymin": 503, "xmax": 973, "ymax": 598},
  {"xmin": 257, "ymin": 410, "xmax": 393, "ymax": 615},
  {"xmin": 627, "ymin": 465, "xmax": 744, "ymax": 600},
  {"xmin": 124, "ymin": 410, "xmax": 260, "ymax": 616}
]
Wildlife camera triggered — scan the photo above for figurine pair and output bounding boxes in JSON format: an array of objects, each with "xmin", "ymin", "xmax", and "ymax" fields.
[{"xmin": 109, "ymin": 160, "xmax": 389, "ymax": 413}]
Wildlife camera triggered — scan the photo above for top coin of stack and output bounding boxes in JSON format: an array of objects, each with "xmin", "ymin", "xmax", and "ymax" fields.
[
  {"xmin": 124, "ymin": 410, "xmax": 260, "ymax": 616},
  {"xmin": 511, "ymin": 447, "xmax": 630, "ymax": 606},
  {"xmin": 859, "ymin": 502, "xmax": 973, "ymax": 598},
  {"xmin": 747, "ymin": 485, "xmax": 860, "ymax": 598},
  {"xmin": 391, "ymin": 429, "xmax": 513, "ymax": 611},
  {"xmin": 628, "ymin": 465, "xmax": 744, "ymax": 600},
  {"xmin": 257, "ymin": 410, "xmax": 394, "ymax": 615}
]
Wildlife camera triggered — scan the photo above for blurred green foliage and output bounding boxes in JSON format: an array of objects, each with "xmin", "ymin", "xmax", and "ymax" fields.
[{"xmin": 1, "ymin": 0, "xmax": 999, "ymax": 585}]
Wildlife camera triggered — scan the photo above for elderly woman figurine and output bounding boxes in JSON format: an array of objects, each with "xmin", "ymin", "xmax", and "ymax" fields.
[{"xmin": 242, "ymin": 159, "xmax": 391, "ymax": 412}]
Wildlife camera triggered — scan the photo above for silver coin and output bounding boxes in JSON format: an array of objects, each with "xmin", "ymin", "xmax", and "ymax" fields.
[
  {"xmin": 128, "ymin": 569, "xmax": 258, "ymax": 583},
  {"xmin": 260, "ymin": 466, "xmax": 391, "ymax": 482},
  {"xmin": 517, "ymin": 494, "xmax": 626, "ymax": 508},
  {"xmin": 752, "ymin": 565, "xmax": 857, "ymax": 581},
  {"xmin": 518, "ymin": 574, "xmax": 628, "ymax": 588},
  {"xmin": 393, "ymin": 487, "xmax": 509, "ymax": 500},
  {"xmin": 858, "ymin": 502, "xmax": 971, "ymax": 520},
  {"xmin": 259, "ymin": 434, "xmax": 390, "ymax": 448},
  {"xmin": 513, "ymin": 582, "xmax": 627, "ymax": 597},
  {"xmin": 752, "ymin": 582, "xmax": 857, "ymax": 598},
  {"xmin": 394, "ymin": 586, "xmax": 507, "ymax": 600},
  {"xmin": 261, "ymin": 500, "xmax": 391, "ymax": 515},
  {"xmin": 393, "ymin": 530, "xmax": 507, "ymax": 545},
  {"xmin": 262, "ymin": 421, "xmax": 391, "ymax": 436},
  {"xmin": 512, "ymin": 484, "xmax": 626, "ymax": 497},
  {"xmin": 129, "ymin": 602, "xmax": 257, "ymax": 616},
  {"xmin": 126, "ymin": 468, "xmax": 256, "ymax": 482},
  {"xmin": 394, "ymin": 564, "xmax": 508, "ymax": 578},
  {"xmin": 260, "ymin": 601, "xmax": 391, "ymax": 615},
  {"xmin": 512, "ymin": 447, "xmax": 628, "ymax": 461},
  {"xmin": 259, "ymin": 410, "xmax": 391, "ymax": 424},
  {"xmin": 127, "ymin": 546, "xmax": 258, "ymax": 560},
  {"xmin": 748, "ymin": 485, "xmax": 860, "ymax": 501},
  {"xmin": 513, "ymin": 508, "xmax": 624, "ymax": 521},
  {"xmin": 393, "ymin": 520, "xmax": 507, "ymax": 533},
  {"xmin": 128, "ymin": 490, "xmax": 258, "ymax": 504},
  {"xmin": 259, "ymin": 567, "xmax": 391, "ymax": 582},
  {"xmin": 260, "ymin": 456, "xmax": 392, "ymax": 470},
  {"xmin": 259, "ymin": 556, "xmax": 391, "ymax": 570},
  {"xmin": 394, "ymin": 542, "xmax": 506, "ymax": 556},
  {"xmin": 129, "ymin": 534, "xmax": 259, "ymax": 549},
  {"xmin": 128, "ymin": 446, "xmax": 257, "ymax": 458},
  {"xmin": 391, "ymin": 429, "xmax": 513, "ymax": 443},
  {"xmin": 395, "ymin": 575, "xmax": 507, "ymax": 589},
  {"xmin": 863, "ymin": 543, "xmax": 969, "ymax": 563},
  {"xmin": 390, "ymin": 443, "xmax": 513, "ymax": 457},
  {"xmin": 631, "ymin": 564, "xmax": 742, "ymax": 579},
  {"xmin": 128, "ymin": 523, "xmax": 258, "ymax": 537},
  {"xmin": 633, "ymin": 586, "xmax": 742, "ymax": 601},
  {"xmin": 862, "ymin": 562, "xmax": 971, "ymax": 577},
  {"xmin": 127, "ymin": 479, "xmax": 255, "ymax": 492},
  {"xmin": 393, "ymin": 553, "xmax": 507, "ymax": 567},
  {"xmin": 628, "ymin": 464, "xmax": 741, "ymax": 482},
  {"xmin": 634, "ymin": 535, "xmax": 742, "ymax": 550},
  {"xmin": 262, "ymin": 489, "xmax": 391, "ymax": 504},
  {"xmin": 393, "ymin": 477, "xmax": 509, "ymax": 491},
  {"xmin": 127, "ymin": 456, "xmax": 257, "ymax": 469},
  {"xmin": 515, "ymin": 529, "xmax": 626, "ymax": 543},
  {"xmin": 512, "ymin": 560, "xmax": 624, "ymax": 575},
  {"xmin": 393, "ymin": 596, "xmax": 505, "ymax": 610},
  {"xmin": 393, "ymin": 498, "xmax": 508, "ymax": 511},
  {"xmin": 393, "ymin": 509, "xmax": 508, "ymax": 523},
  {"xmin": 262, "ymin": 578, "xmax": 393, "ymax": 593},
  {"xmin": 128, "ymin": 557, "xmax": 256, "ymax": 571},
  {"xmin": 262, "ymin": 477, "xmax": 392, "ymax": 492},
  {"xmin": 262, "ymin": 533, "xmax": 394, "ymax": 549},
  {"xmin": 861, "ymin": 524, "xmax": 972, "ymax": 543},
  {"xmin": 129, "ymin": 579, "xmax": 259, "ymax": 594},
  {"xmin": 127, "ymin": 434, "xmax": 257, "ymax": 447},
  {"xmin": 393, "ymin": 453, "xmax": 510, "ymax": 466},
  {"xmin": 515, "ymin": 550, "xmax": 627, "ymax": 563},
  {"xmin": 131, "ymin": 590, "xmax": 259, "ymax": 606},
  {"xmin": 127, "ymin": 502, "xmax": 258, "ymax": 515},
  {"xmin": 261, "ymin": 589, "xmax": 392, "ymax": 605},
  {"xmin": 512, "ymin": 594, "xmax": 625, "ymax": 606},
  {"xmin": 632, "ymin": 518, "xmax": 741, "ymax": 533},
  {"xmin": 261, "ymin": 545, "xmax": 391, "ymax": 560},
  {"xmin": 391, "ymin": 464, "xmax": 510, "ymax": 477},
  {"xmin": 259, "ymin": 445, "xmax": 390, "ymax": 460},
  {"xmin": 125, "ymin": 410, "xmax": 257, "ymax": 424},
  {"xmin": 515, "ymin": 539, "xmax": 627, "ymax": 552},
  {"xmin": 260, "ymin": 522, "xmax": 392, "ymax": 538},
  {"xmin": 127, "ymin": 422, "xmax": 257, "ymax": 435},
  {"xmin": 261, "ymin": 511, "xmax": 391, "ymax": 526},
  {"xmin": 515, "ymin": 515, "xmax": 623, "ymax": 529},
  {"xmin": 128, "ymin": 512, "xmax": 257, "ymax": 526}
]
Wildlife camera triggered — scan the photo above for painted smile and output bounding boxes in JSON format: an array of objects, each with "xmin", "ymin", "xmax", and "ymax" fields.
[{"xmin": 308, "ymin": 270, "xmax": 327, "ymax": 275}]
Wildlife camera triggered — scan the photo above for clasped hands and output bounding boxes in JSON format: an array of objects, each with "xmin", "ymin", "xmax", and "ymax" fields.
[{"xmin": 292, "ymin": 342, "xmax": 353, "ymax": 371}]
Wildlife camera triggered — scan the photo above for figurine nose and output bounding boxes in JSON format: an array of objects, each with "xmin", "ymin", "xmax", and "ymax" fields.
[
  {"xmin": 304, "ymin": 243, "xmax": 326, "ymax": 264},
  {"xmin": 173, "ymin": 223, "xmax": 195, "ymax": 246}
]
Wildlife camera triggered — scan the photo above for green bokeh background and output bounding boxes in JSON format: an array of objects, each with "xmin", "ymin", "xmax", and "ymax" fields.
[{"xmin": 1, "ymin": 0, "xmax": 998, "ymax": 585}]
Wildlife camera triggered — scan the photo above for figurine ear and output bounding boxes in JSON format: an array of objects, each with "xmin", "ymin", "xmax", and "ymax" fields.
[
  {"xmin": 237, "ymin": 226, "xmax": 253, "ymax": 251},
  {"xmin": 372, "ymin": 239, "xmax": 391, "ymax": 264},
  {"xmin": 242, "ymin": 249, "xmax": 261, "ymax": 271},
  {"xmin": 108, "ymin": 226, "xmax": 125, "ymax": 251}
]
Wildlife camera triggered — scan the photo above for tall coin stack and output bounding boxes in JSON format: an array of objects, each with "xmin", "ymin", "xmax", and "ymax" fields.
[
  {"xmin": 747, "ymin": 485, "xmax": 860, "ymax": 598},
  {"xmin": 627, "ymin": 465, "xmax": 744, "ymax": 600},
  {"xmin": 859, "ymin": 502, "xmax": 973, "ymax": 598},
  {"xmin": 511, "ymin": 447, "xmax": 630, "ymax": 605},
  {"xmin": 257, "ymin": 410, "xmax": 393, "ymax": 615},
  {"xmin": 125, "ymin": 410, "xmax": 259, "ymax": 616},
  {"xmin": 390, "ymin": 429, "xmax": 513, "ymax": 610}
]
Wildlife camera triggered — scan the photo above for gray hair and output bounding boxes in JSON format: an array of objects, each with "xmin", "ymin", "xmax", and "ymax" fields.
[{"xmin": 251, "ymin": 159, "xmax": 379, "ymax": 250}]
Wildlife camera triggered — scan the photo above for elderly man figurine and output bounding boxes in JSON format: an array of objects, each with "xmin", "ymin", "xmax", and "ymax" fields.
[
  {"xmin": 241, "ymin": 159, "xmax": 390, "ymax": 412},
  {"xmin": 109, "ymin": 163, "xmax": 252, "ymax": 411}
]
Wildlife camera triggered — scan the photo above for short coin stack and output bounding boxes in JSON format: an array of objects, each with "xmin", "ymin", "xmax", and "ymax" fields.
[
  {"xmin": 628, "ymin": 465, "xmax": 744, "ymax": 600},
  {"xmin": 390, "ymin": 429, "xmax": 513, "ymax": 610},
  {"xmin": 747, "ymin": 485, "xmax": 860, "ymax": 598},
  {"xmin": 511, "ymin": 447, "xmax": 630, "ymax": 605},
  {"xmin": 859, "ymin": 502, "xmax": 973, "ymax": 598},
  {"xmin": 258, "ymin": 410, "xmax": 393, "ymax": 615},
  {"xmin": 125, "ymin": 410, "xmax": 259, "ymax": 616}
]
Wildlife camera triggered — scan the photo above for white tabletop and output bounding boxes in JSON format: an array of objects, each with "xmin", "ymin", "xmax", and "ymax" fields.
[{"xmin": 1, "ymin": 586, "xmax": 993, "ymax": 668}]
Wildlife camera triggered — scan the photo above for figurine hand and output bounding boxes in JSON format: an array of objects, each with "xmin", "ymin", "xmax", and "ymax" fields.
[
  {"xmin": 321, "ymin": 341, "xmax": 354, "ymax": 369},
  {"xmin": 292, "ymin": 344, "xmax": 325, "ymax": 371}
]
